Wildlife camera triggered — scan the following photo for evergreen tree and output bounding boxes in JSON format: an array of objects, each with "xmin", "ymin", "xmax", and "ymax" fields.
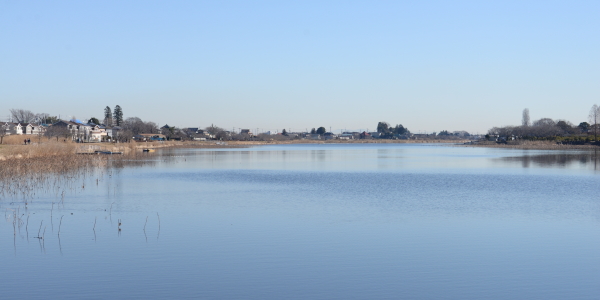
[
  {"xmin": 393, "ymin": 124, "xmax": 407, "ymax": 135},
  {"xmin": 104, "ymin": 106, "xmax": 113, "ymax": 126},
  {"xmin": 113, "ymin": 105, "xmax": 123, "ymax": 126},
  {"xmin": 377, "ymin": 122, "xmax": 390, "ymax": 134}
]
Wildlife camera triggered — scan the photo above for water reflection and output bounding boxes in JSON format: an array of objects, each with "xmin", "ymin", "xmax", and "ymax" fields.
[
  {"xmin": 2, "ymin": 144, "xmax": 600, "ymax": 299},
  {"xmin": 496, "ymin": 150, "xmax": 599, "ymax": 169},
  {"xmin": 3, "ymin": 208, "xmax": 162, "ymax": 255}
]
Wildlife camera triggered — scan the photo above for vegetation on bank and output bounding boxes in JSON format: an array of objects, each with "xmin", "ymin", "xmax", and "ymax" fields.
[
  {"xmin": 3, "ymin": 107, "xmax": 474, "ymax": 144},
  {"xmin": 0, "ymin": 142, "xmax": 103, "ymax": 201},
  {"xmin": 485, "ymin": 106, "xmax": 600, "ymax": 146}
]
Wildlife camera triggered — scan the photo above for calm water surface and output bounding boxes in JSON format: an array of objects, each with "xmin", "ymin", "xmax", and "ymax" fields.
[{"xmin": 2, "ymin": 144, "xmax": 599, "ymax": 299}]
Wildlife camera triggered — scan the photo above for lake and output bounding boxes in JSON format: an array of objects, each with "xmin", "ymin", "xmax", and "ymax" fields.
[{"xmin": 2, "ymin": 143, "xmax": 599, "ymax": 299}]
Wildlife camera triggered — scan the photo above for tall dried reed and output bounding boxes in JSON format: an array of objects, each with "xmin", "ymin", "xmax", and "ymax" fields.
[{"xmin": 0, "ymin": 140, "xmax": 151, "ymax": 202}]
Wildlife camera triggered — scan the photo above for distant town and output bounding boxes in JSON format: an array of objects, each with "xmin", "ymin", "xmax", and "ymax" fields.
[
  {"xmin": 0, "ymin": 106, "xmax": 472, "ymax": 144},
  {"xmin": 2, "ymin": 105, "xmax": 599, "ymax": 146}
]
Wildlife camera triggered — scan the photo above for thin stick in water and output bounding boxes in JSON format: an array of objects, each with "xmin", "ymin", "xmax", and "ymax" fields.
[
  {"xmin": 157, "ymin": 212, "xmax": 161, "ymax": 230},
  {"xmin": 26, "ymin": 214, "xmax": 29, "ymax": 240},
  {"xmin": 58, "ymin": 215, "xmax": 64, "ymax": 236},
  {"xmin": 156, "ymin": 212, "xmax": 161, "ymax": 240},
  {"xmin": 37, "ymin": 220, "xmax": 43, "ymax": 238}
]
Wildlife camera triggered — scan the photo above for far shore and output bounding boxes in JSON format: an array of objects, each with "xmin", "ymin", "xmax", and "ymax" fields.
[
  {"xmin": 460, "ymin": 140, "xmax": 600, "ymax": 151},
  {"xmin": 3, "ymin": 136, "xmax": 600, "ymax": 161},
  {"xmin": 1, "ymin": 136, "xmax": 598, "ymax": 187},
  {"xmin": 0, "ymin": 137, "xmax": 469, "ymax": 160}
]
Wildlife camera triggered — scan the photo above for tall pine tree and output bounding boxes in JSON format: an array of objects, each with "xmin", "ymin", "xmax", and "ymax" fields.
[
  {"xmin": 113, "ymin": 105, "xmax": 123, "ymax": 126},
  {"xmin": 104, "ymin": 106, "xmax": 113, "ymax": 126}
]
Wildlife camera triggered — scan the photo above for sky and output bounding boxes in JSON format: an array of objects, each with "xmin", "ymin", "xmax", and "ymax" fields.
[{"xmin": 1, "ymin": 0, "xmax": 599, "ymax": 134}]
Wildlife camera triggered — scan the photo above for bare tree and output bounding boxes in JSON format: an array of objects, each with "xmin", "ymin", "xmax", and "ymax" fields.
[
  {"xmin": 10, "ymin": 109, "xmax": 36, "ymax": 123},
  {"xmin": 122, "ymin": 117, "xmax": 159, "ymax": 135},
  {"xmin": 556, "ymin": 120, "xmax": 576, "ymax": 135},
  {"xmin": 205, "ymin": 124, "xmax": 224, "ymax": 135},
  {"xmin": 532, "ymin": 118, "xmax": 555, "ymax": 127},
  {"xmin": 522, "ymin": 108, "xmax": 530, "ymax": 126},
  {"xmin": 589, "ymin": 104, "xmax": 600, "ymax": 141},
  {"xmin": 530, "ymin": 118, "xmax": 561, "ymax": 137},
  {"xmin": 45, "ymin": 125, "xmax": 72, "ymax": 141},
  {"xmin": 36, "ymin": 127, "xmax": 45, "ymax": 143},
  {"xmin": 488, "ymin": 126, "xmax": 517, "ymax": 138},
  {"xmin": 33, "ymin": 114, "xmax": 58, "ymax": 124},
  {"xmin": 0, "ymin": 123, "xmax": 7, "ymax": 144},
  {"xmin": 116, "ymin": 129, "xmax": 133, "ymax": 142},
  {"xmin": 34, "ymin": 113, "xmax": 50, "ymax": 124}
]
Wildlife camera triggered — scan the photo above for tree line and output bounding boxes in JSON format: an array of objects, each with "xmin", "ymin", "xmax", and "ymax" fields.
[
  {"xmin": 487, "ymin": 105, "xmax": 600, "ymax": 143},
  {"xmin": 377, "ymin": 122, "xmax": 409, "ymax": 138}
]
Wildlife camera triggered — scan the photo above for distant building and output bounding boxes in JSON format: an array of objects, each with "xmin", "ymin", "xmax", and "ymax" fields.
[
  {"xmin": 339, "ymin": 133, "xmax": 354, "ymax": 140},
  {"xmin": 240, "ymin": 129, "xmax": 252, "ymax": 135},
  {"xmin": 3, "ymin": 122, "xmax": 23, "ymax": 135},
  {"xmin": 53, "ymin": 120, "xmax": 93, "ymax": 142},
  {"xmin": 160, "ymin": 124, "xmax": 174, "ymax": 135},
  {"xmin": 323, "ymin": 132, "xmax": 336, "ymax": 140},
  {"xmin": 133, "ymin": 134, "xmax": 167, "ymax": 141},
  {"xmin": 412, "ymin": 134, "xmax": 431, "ymax": 139},
  {"xmin": 1, "ymin": 122, "xmax": 45, "ymax": 136},
  {"xmin": 359, "ymin": 131, "xmax": 371, "ymax": 139}
]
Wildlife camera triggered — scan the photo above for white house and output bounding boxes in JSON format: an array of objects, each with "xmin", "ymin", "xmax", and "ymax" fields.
[
  {"xmin": 4, "ymin": 122, "xmax": 23, "ymax": 135},
  {"xmin": 89, "ymin": 124, "xmax": 109, "ymax": 142},
  {"xmin": 52, "ymin": 120, "xmax": 95, "ymax": 141},
  {"xmin": 23, "ymin": 123, "xmax": 45, "ymax": 135}
]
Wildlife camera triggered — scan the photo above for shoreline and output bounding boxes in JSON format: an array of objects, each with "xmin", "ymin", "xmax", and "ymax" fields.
[
  {"xmin": 3, "ymin": 138, "xmax": 599, "ymax": 161},
  {"xmin": 1, "ymin": 138, "xmax": 597, "ymax": 200},
  {"xmin": 459, "ymin": 140, "xmax": 600, "ymax": 151},
  {"xmin": 0, "ymin": 138, "xmax": 469, "ymax": 159},
  {"xmin": 0, "ymin": 138, "xmax": 468, "ymax": 195}
]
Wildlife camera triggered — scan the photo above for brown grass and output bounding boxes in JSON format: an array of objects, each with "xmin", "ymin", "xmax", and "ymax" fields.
[{"xmin": 0, "ymin": 138, "xmax": 126, "ymax": 202}]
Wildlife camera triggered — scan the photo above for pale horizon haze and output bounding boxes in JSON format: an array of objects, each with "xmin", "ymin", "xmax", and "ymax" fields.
[{"xmin": 1, "ymin": 1, "xmax": 599, "ymax": 134}]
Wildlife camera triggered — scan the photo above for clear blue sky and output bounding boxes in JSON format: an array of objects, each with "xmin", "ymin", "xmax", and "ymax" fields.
[{"xmin": 1, "ymin": 0, "xmax": 598, "ymax": 134}]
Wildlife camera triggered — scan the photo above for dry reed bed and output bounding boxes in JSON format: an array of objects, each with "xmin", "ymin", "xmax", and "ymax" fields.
[{"xmin": 0, "ymin": 142, "xmax": 147, "ymax": 202}]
